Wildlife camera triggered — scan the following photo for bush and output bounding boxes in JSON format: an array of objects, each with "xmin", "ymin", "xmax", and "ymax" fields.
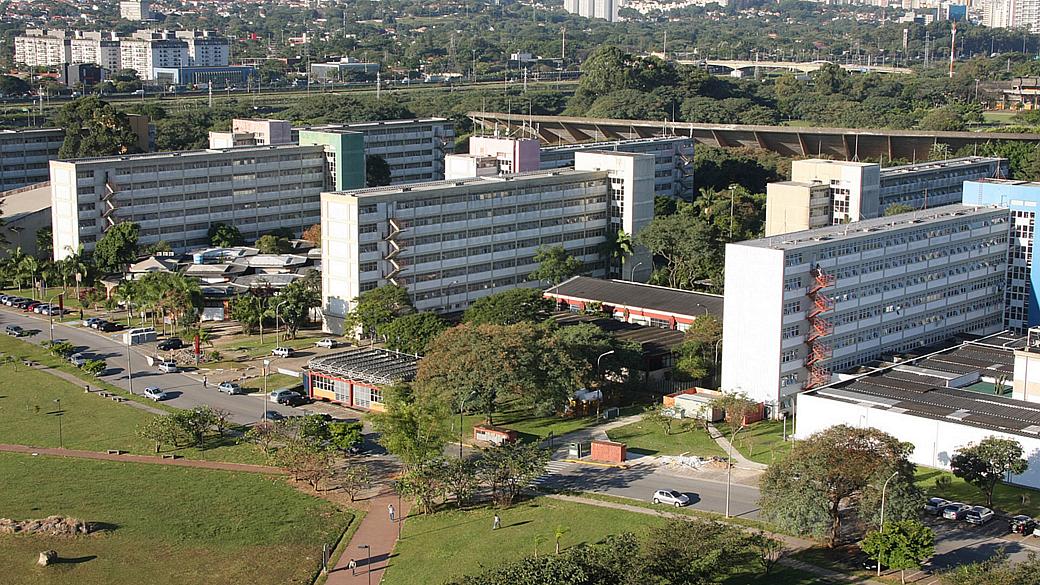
[{"xmin": 82, "ymin": 359, "xmax": 107, "ymax": 377}]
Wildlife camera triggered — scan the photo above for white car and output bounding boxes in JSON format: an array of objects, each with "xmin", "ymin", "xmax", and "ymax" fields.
[
  {"xmin": 271, "ymin": 347, "xmax": 294, "ymax": 358},
  {"xmin": 143, "ymin": 387, "xmax": 169, "ymax": 401},
  {"xmin": 965, "ymin": 506, "xmax": 994, "ymax": 525},
  {"xmin": 218, "ymin": 382, "xmax": 245, "ymax": 395},
  {"xmin": 652, "ymin": 489, "xmax": 691, "ymax": 507},
  {"xmin": 157, "ymin": 360, "xmax": 178, "ymax": 373},
  {"xmin": 268, "ymin": 388, "xmax": 296, "ymax": 403},
  {"xmin": 69, "ymin": 352, "xmax": 88, "ymax": 367},
  {"xmin": 315, "ymin": 338, "xmax": 338, "ymax": 349}
]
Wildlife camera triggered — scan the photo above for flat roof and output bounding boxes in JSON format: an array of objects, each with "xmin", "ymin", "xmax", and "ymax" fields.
[
  {"xmin": 545, "ymin": 276, "xmax": 723, "ymax": 318},
  {"xmin": 307, "ymin": 347, "xmax": 420, "ymax": 386},
  {"xmin": 737, "ymin": 203, "xmax": 1004, "ymax": 251},
  {"xmin": 299, "ymin": 118, "xmax": 450, "ymax": 132},
  {"xmin": 55, "ymin": 143, "xmax": 320, "ymax": 165},
  {"xmin": 806, "ymin": 332, "xmax": 1040, "ymax": 439},
  {"xmin": 326, "ymin": 168, "xmax": 606, "ymax": 199},
  {"xmin": 541, "ymin": 135, "xmax": 691, "ymax": 151},
  {"xmin": 881, "ymin": 156, "xmax": 1005, "ymax": 177},
  {"xmin": 0, "ymin": 182, "xmax": 51, "ymax": 218},
  {"xmin": 970, "ymin": 178, "xmax": 1040, "ymax": 188}
]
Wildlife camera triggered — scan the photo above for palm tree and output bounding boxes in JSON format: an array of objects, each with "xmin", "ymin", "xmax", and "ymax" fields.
[
  {"xmin": 599, "ymin": 229, "xmax": 633, "ymax": 278},
  {"xmin": 19, "ymin": 255, "xmax": 39, "ymax": 299},
  {"xmin": 2, "ymin": 247, "xmax": 25, "ymax": 291},
  {"xmin": 553, "ymin": 524, "xmax": 569, "ymax": 555},
  {"xmin": 62, "ymin": 245, "xmax": 91, "ymax": 299}
]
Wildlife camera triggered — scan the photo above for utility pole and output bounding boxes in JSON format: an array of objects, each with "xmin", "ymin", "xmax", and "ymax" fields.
[
  {"xmin": 949, "ymin": 22, "xmax": 957, "ymax": 79},
  {"xmin": 376, "ymin": 71, "xmax": 381, "ymax": 100},
  {"xmin": 924, "ymin": 31, "xmax": 930, "ymax": 69}
]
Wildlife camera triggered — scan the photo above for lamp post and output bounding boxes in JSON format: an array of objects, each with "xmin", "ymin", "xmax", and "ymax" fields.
[
  {"xmin": 877, "ymin": 470, "xmax": 900, "ymax": 577},
  {"xmin": 725, "ymin": 424, "xmax": 747, "ymax": 518},
  {"xmin": 126, "ymin": 328, "xmax": 135, "ymax": 396},
  {"xmin": 459, "ymin": 390, "xmax": 477, "ymax": 459},
  {"xmin": 53, "ymin": 398, "xmax": 62, "ymax": 448},
  {"xmin": 714, "ymin": 338, "xmax": 723, "ymax": 387},
  {"xmin": 254, "ymin": 295, "xmax": 265, "ymax": 345},
  {"xmin": 628, "ymin": 261, "xmax": 643, "ymax": 281},
  {"xmin": 695, "ymin": 303, "xmax": 709, "ymax": 316},
  {"xmin": 46, "ymin": 291, "xmax": 63, "ymax": 342},
  {"xmin": 274, "ymin": 299, "xmax": 288, "ymax": 346},
  {"xmin": 358, "ymin": 544, "xmax": 372, "ymax": 585},
  {"xmin": 263, "ymin": 358, "xmax": 271, "ymax": 422}
]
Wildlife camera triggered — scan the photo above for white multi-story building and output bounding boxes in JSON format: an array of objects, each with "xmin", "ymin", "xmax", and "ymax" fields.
[
  {"xmin": 120, "ymin": 37, "xmax": 189, "ymax": 80},
  {"xmin": 49, "ymin": 144, "xmax": 328, "ymax": 258},
  {"xmin": 69, "ymin": 32, "xmax": 122, "ymax": 72},
  {"xmin": 766, "ymin": 157, "xmax": 1008, "ymax": 236},
  {"xmin": 0, "ymin": 129, "xmax": 64, "ymax": 192},
  {"xmin": 120, "ymin": 0, "xmax": 152, "ymax": 20},
  {"xmin": 174, "ymin": 31, "xmax": 230, "ymax": 67},
  {"xmin": 564, "ymin": 0, "xmax": 618, "ymax": 20},
  {"xmin": 984, "ymin": 0, "xmax": 1040, "ymax": 33},
  {"xmin": 321, "ymin": 151, "xmax": 655, "ymax": 333},
  {"xmin": 14, "ymin": 30, "xmax": 70, "ymax": 67},
  {"xmin": 540, "ymin": 137, "xmax": 694, "ymax": 200},
  {"xmin": 722, "ymin": 204, "xmax": 1010, "ymax": 414},
  {"xmin": 295, "ymin": 119, "xmax": 455, "ymax": 184}
]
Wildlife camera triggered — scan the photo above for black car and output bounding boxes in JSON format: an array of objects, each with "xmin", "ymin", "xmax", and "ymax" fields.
[
  {"xmin": 157, "ymin": 337, "xmax": 183, "ymax": 351},
  {"xmin": 277, "ymin": 391, "xmax": 309, "ymax": 407},
  {"xmin": 1011, "ymin": 515, "xmax": 1037, "ymax": 535},
  {"xmin": 98, "ymin": 321, "xmax": 122, "ymax": 332}
]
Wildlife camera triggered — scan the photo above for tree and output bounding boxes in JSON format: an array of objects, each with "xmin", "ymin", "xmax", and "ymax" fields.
[
  {"xmin": 170, "ymin": 406, "xmax": 217, "ymax": 449},
  {"xmin": 277, "ymin": 439, "xmax": 336, "ymax": 490},
  {"xmin": 245, "ymin": 420, "xmax": 280, "ymax": 455},
  {"xmin": 940, "ymin": 551, "xmax": 1040, "ymax": 585},
  {"xmin": 0, "ymin": 75, "xmax": 30, "ymax": 96},
  {"xmin": 294, "ymin": 413, "xmax": 333, "ymax": 447},
  {"xmin": 439, "ymin": 457, "xmax": 479, "ymax": 508},
  {"xmin": 302, "ymin": 224, "xmax": 321, "ymax": 245},
  {"xmin": 747, "ymin": 532, "xmax": 784, "ymax": 577},
  {"xmin": 709, "ymin": 391, "xmax": 759, "ymax": 425},
  {"xmin": 674, "ymin": 315, "xmax": 722, "ymax": 382},
  {"xmin": 82, "ymin": 359, "xmax": 107, "ymax": 377},
  {"xmin": 478, "ymin": 441, "xmax": 550, "ymax": 506},
  {"xmin": 599, "ymin": 230, "xmax": 634, "ymax": 277},
  {"xmin": 635, "ymin": 520, "xmax": 754, "ymax": 585},
  {"xmin": 137, "ymin": 416, "xmax": 181, "ymax": 453},
  {"xmin": 884, "ymin": 204, "xmax": 916, "ymax": 216},
  {"xmin": 462, "ymin": 288, "xmax": 554, "ymax": 326},
  {"xmin": 950, "ymin": 436, "xmax": 1029, "ymax": 506},
  {"xmin": 861, "ymin": 520, "xmax": 935, "ymax": 584},
  {"xmin": 528, "ymin": 245, "xmax": 583, "ymax": 286},
  {"xmin": 366, "ymin": 154, "xmax": 392, "ymax": 187},
  {"xmin": 760, "ymin": 425, "xmax": 917, "ymax": 547},
  {"xmin": 208, "ymin": 223, "xmax": 243, "ymax": 247},
  {"xmin": 35, "ymin": 227, "xmax": 52, "ymax": 260},
  {"xmin": 19, "ymin": 254, "xmax": 40, "ymax": 298},
  {"xmin": 230, "ymin": 295, "xmax": 265, "ymax": 335},
  {"xmin": 344, "ymin": 284, "xmax": 414, "ymax": 339},
  {"xmin": 553, "ymin": 525, "xmax": 570, "ymax": 555},
  {"xmin": 329, "ymin": 420, "xmax": 364, "ymax": 452},
  {"xmin": 93, "ymin": 222, "xmax": 139, "ymax": 274},
  {"xmin": 273, "ymin": 279, "xmax": 321, "ymax": 339},
  {"xmin": 54, "ymin": 96, "xmax": 141, "ymax": 158},
  {"xmin": 371, "ymin": 384, "xmax": 453, "ymax": 469},
  {"xmin": 256, "ymin": 234, "xmax": 292, "ymax": 254},
  {"xmin": 643, "ymin": 407, "xmax": 675, "ymax": 436},
  {"xmin": 337, "ymin": 462, "xmax": 372, "ymax": 502},
  {"xmin": 381, "ymin": 312, "xmax": 448, "ymax": 355},
  {"xmin": 143, "ymin": 240, "xmax": 172, "ymax": 255}
]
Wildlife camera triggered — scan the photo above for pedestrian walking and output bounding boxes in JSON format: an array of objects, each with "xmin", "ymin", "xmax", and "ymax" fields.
[
  {"xmin": 493, "ymin": 514, "xmax": 501, "ymax": 530},
  {"xmin": 388, "ymin": 503, "xmax": 396, "ymax": 522},
  {"xmin": 203, "ymin": 376, "xmax": 208, "ymax": 388},
  {"xmin": 347, "ymin": 558, "xmax": 357, "ymax": 575}
]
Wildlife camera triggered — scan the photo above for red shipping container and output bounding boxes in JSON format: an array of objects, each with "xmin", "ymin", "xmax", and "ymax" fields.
[{"xmin": 590, "ymin": 440, "xmax": 626, "ymax": 463}]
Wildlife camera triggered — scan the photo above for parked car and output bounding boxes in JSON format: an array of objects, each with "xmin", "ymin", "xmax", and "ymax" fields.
[
  {"xmin": 83, "ymin": 317, "xmax": 102, "ymax": 327},
  {"xmin": 4, "ymin": 325, "xmax": 25, "ymax": 336},
  {"xmin": 31, "ymin": 303, "xmax": 47, "ymax": 313},
  {"xmin": 143, "ymin": 387, "xmax": 169, "ymax": 401},
  {"xmin": 157, "ymin": 337, "xmax": 183, "ymax": 351},
  {"xmin": 965, "ymin": 506, "xmax": 995, "ymax": 525},
  {"xmin": 268, "ymin": 389, "xmax": 297, "ymax": 403},
  {"xmin": 69, "ymin": 352, "xmax": 88, "ymax": 367},
  {"xmin": 1011, "ymin": 515, "xmax": 1037, "ymax": 535},
  {"xmin": 90, "ymin": 319, "xmax": 106, "ymax": 329},
  {"xmin": 157, "ymin": 360, "xmax": 178, "ymax": 373},
  {"xmin": 24, "ymin": 302, "xmax": 40, "ymax": 312},
  {"xmin": 315, "ymin": 338, "xmax": 338, "ymax": 349},
  {"xmin": 924, "ymin": 497, "xmax": 951, "ymax": 516},
  {"xmin": 942, "ymin": 503, "xmax": 972, "ymax": 521},
  {"xmin": 651, "ymin": 489, "xmax": 691, "ymax": 507},
  {"xmin": 279, "ymin": 391, "xmax": 309, "ymax": 407},
  {"xmin": 98, "ymin": 321, "xmax": 122, "ymax": 332},
  {"xmin": 271, "ymin": 347, "xmax": 295, "ymax": 358},
  {"xmin": 218, "ymin": 382, "xmax": 245, "ymax": 395}
]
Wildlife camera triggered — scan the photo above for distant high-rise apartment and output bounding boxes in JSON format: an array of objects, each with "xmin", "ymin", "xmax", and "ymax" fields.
[
  {"xmin": 0, "ymin": 129, "xmax": 64, "ymax": 192},
  {"xmin": 563, "ymin": 0, "xmax": 618, "ymax": 22},
  {"xmin": 983, "ymin": 0, "xmax": 1040, "ymax": 33},
  {"xmin": 120, "ymin": 0, "xmax": 153, "ymax": 21},
  {"xmin": 14, "ymin": 30, "xmax": 70, "ymax": 67}
]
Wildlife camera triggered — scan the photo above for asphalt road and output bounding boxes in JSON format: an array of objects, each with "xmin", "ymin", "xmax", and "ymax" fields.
[{"xmin": 0, "ymin": 306, "xmax": 302, "ymax": 424}]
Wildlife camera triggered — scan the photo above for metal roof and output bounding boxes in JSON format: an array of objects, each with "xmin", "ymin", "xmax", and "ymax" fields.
[
  {"xmin": 545, "ymin": 276, "xmax": 723, "ymax": 319},
  {"xmin": 307, "ymin": 347, "xmax": 420, "ymax": 386},
  {"xmin": 551, "ymin": 311, "xmax": 686, "ymax": 357}
]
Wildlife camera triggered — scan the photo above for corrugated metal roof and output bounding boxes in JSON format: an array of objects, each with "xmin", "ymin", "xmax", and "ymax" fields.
[{"xmin": 546, "ymin": 276, "xmax": 723, "ymax": 318}]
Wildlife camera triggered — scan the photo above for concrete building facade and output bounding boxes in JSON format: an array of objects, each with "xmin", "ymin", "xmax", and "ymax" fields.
[
  {"xmin": 120, "ymin": 38, "xmax": 189, "ymax": 80},
  {"xmin": 722, "ymin": 204, "xmax": 1010, "ymax": 413},
  {"xmin": 119, "ymin": 0, "xmax": 152, "ymax": 21},
  {"xmin": 50, "ymin": 144, "xmax": 328, "ymax": 258},
  {"xmin": 540, "ymin": 137, "xmax": 694, "ymax": 200},
  {"xmin": 321, "ymin": 152, "xmax": 655, "ymax": 333},
  {"xmin": 14, "ymin": 30, "xmax": 70, "ymax": 67},
  {"xmin": 69, "ymin": 33, "xmax": 122, "ymax": 72},
  {"xmin": 0, "ymin": 129, "xmax": 64, "ymax": 192},
  {"xmin": 563, "ymin": 0, "xmax": 618, "ymax": 21}
]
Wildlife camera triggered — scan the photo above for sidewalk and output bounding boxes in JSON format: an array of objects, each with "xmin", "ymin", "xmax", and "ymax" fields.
[
  {"xmin": 0, "ymin": 443, "xmax": 283, "ymax": 474},
  {"xmin": 706, "ymin": 423, "xmax": 768, "ymax": 471},
  {"xmin": 542, "ymin": 413, "xmax": 644, "ymax": 459},
  {"xmin": 325, "ymin": 491, "xmax": 410, "ymax": 585},
  {"xmin": 23, "ymin": 360, "xmax": 167, "ymax": 416}
]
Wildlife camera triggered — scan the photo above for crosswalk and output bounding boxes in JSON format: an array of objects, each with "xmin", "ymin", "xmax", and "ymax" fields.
[{"xmin": 531, "ymin": 460, "xmax": 577, "ymax": 488}]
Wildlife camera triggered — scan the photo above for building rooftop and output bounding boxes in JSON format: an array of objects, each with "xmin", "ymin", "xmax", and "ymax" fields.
[
  {"xmin": 880, "ymin": 156, "xmax": 1006, "ymax": 178},
  {"xmin": 796, "ymin": 158, "xmax": 875, "ymax": 168},
  {"xmin": 301, "ymin": 117, "xmax": 450, "ymax": 132},
  {"xmin": 551, "ymin": 311, "xmax": 686, "ymax": 357},
  {"xmin": 969, "ymin": 178, "xmax": 1040, "ymax": 188},
  {"xmin": 541, "ymin": 135, "xmax": 692, "ymax": 151},
  {"xmin": 545, "ymin": 276, "xmax": 723, "ymax": 318},
  {"xmin": 0, "ymin": 182, "xmax": 51, "ymax": 218},
  {"xmin": 307, "ymin": 347, "xmax": 420, "ymax": 386},
  {"xmin": 806, "ymin": 332, "xmax": 1040, "ymax": 439},
  {"xmin": 54, "ymin": 143, "xmax": 319, "ymax": 165},
  {"xmin": 738, "ymin": 203, "xmax": 1003, "ymax": 251},
  {"xmin": 328, "ymin": 168, "xmax": 607, "ymax": 199}
]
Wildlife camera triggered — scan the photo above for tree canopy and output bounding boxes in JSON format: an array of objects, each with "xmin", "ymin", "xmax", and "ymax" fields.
[
  {"xmin": 950, "ymin": 436, "xmax": 1029, "ymax": 506},
  {"xmin": 92, "ymin": 222, "xmax": 140, "ymax": 274},
  {"xmin": 208, "ymin": 223, "xmax": 244, "ymax": 247},
  {"xmin": 55, "ymin": 96, "xmax": 142, "ymax": 159},
  {"xmin": 462, "ymin": 288, "xmax": 554, "ymax": 326}
]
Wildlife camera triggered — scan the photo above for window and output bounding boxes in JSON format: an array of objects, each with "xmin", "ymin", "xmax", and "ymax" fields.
[
  {"xmin": 780, "ymin": 349, "xmax": 800, "ymax": 364},
  {"xmin": 783, "ymin": 277, "xmax": 802, "ymax": 292},
  {"xmin": 780, "ymin": 374, "xmax": 799, "ymax": 388},
  {"xmin": 782, "ymin": 325, "xmax": 801, "ymax": 340},
  {"xmin": 783, "ymin": 301, "xmax": 802, "ymax": 315}
]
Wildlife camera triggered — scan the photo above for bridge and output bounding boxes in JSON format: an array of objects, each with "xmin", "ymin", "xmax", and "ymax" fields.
[
  {"xmin": 676, "ymin": 59, "xmax": 913, "ymax": 75},
  {"xmin": 468, "ymin": 112, "xmax": 1040, "ymax": 161}
]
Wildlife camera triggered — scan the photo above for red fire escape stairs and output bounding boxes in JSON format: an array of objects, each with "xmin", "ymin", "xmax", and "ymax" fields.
[{"xmin": 804, "ymin": 268, "xmax": 836, "ymax": 390}]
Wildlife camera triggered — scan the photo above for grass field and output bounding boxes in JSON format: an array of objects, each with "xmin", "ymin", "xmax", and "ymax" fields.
[
  {"xmin": 0, "ymin": 452, "xmax": 353, "ymax": 585},
  {"xmin": 917, "ymin": 467, "xmax": 1040, "ymax": 517},
  {"xmin": 606, "ymin": 417, "xmax": 726, "ymax": 457},
  {"xmin": 383, "ymin": 498, "xmax": 815, "ymax": 585},
  {"xmin": 460, "ymin": 404, "xmax": 642, "ymax": 443},
  {"xmin": 0, "ymin": 335, "xmax": 263, "ymax": 463},
  {"xmin": 716, "ymin": 420, "xmax": 794, "ymax": 465}
]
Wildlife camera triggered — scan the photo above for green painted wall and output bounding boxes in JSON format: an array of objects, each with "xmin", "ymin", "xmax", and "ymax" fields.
[{"xmin": 297, "ymin": 130, "xmax": 365, "ymax": 190}]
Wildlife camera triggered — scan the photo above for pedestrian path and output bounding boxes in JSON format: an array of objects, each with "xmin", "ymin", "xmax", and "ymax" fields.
[
  {"xmin": 531, "ymin": 460, "xmax": 578, "ymax": 488},
  {"xmin": 706, "ymin": 423, "xmax": 768, "ymax": 471},
  {"xmin": 23, "ymin": 360, "xmax": 167, "ymax": 416},
  {"xmin": 0, "ymin": 443, "xmax": 283, "ymax": 474},
  {"xmin": 325, "ymin": 492, "xmax": 410, "ymax": 585}
]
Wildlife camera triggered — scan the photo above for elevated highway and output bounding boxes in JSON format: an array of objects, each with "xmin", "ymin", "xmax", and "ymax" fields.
[
  {"xmin": 468, "ymin": 112, "xmax": 1040, "ymax": 161},
  {"xmin": 677, "ymin": 59, "xmax": 913, "ymax": 75}
]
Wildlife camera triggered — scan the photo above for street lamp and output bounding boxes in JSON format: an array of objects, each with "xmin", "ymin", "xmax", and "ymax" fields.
[
  {"xmin": 262, "ymin": 358, "xmax": 271, "ymax": 422},
  {"xmin": 877, "ymin": 470, "xmax": 900, "ymax": 577},
  {"xmin": 53, "ymin": 398, "xmax": 63, "ymax": 448},
  {"xmin": 695, "ymin": 303, "xmax": 709, "ymax": 316},
  {"xmin": 46, "ymin": 291, "xmax": 63, "ymax": 343},
  {"xmin": 596, "ymin": 350, "xmax": 615, "ymax": 372},
  {"xmin": 274, "ymin": 299, "xmax": 288, "ymax": 346},
  {"xmin": 628, "ymin": 261, "xmax": 643, "ymax": 282},
  {"xmin": 725, "ymin": 424, "xmax": 748, "ymax": 518},
  {"xmin": 714, "ymin": 338, "xmax": 723, "ymax": 388},
  {"xmin": 358, "ymin": 544, "xmax": 372, "ymax": 585},
  {"xmin": 459, "ymin": 390, "xmax": 477, "ymax": 459},
  {"xmin": 126, "ymin": 329, "xmax": 134, "ymax": 396}
]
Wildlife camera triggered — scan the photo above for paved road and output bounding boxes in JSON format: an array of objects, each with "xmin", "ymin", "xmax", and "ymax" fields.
[{"xmin": 0, "ymin": 307, "xmax": 302, "ymax": 425}]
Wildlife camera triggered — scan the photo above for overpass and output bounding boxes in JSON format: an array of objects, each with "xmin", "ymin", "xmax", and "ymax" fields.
[
  {"xmin": 677, "ymin": 59, "xmax": 913, "ymax": 75},
  {"xmin": 468, "ymin": 112, "xmax": 1040, "ymax": 161}
]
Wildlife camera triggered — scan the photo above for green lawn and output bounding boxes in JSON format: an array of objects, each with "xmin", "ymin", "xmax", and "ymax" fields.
[
  {"xmin": 384, "ymin": 498, "xmax": 814, "ymax": 585},
  {"xmin": 460, "ymin": 404, "xmax": 643, "ymax": 443},
  {"xmin": 716, "ymin": 420, "xmax": 794, "ymax": 465},
  {"xmin": 606, "ymin": 417, "xmax": 726, "ymax": 457},
  {"xmin": 917, "ymin": 467, "xmax": 1040, "ymax": 516},
  {"xmin": 0, "ymin": 452, "xmax": 353, "ymax": 585},
  {"xmin": 0, "ymin": 335, "xmax": 264, "ymax": 464},
  {"xmin": 239, "ymin": 372, "xmax": 302, "ymax": 393},
  {"xmin": 212, "ymin": 332, "xmax": 329, "ymax": 358}
]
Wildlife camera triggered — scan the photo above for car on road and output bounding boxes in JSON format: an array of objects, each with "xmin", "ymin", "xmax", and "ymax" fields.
[
  {"xmin": 98, "ymin": 321, "xmax": 122, "ymax": 332},
  {"xmin": 143, "ymin": 387, "xmax": 169, "ymax": 401},
  {"xmin": 1011, "ymin": 515, "xmax": 1037, "ymax": 535},
  {"xmin": 651, "ymin": 489, "xmax": 691, "ymax": 507},
  {"xmin": 271, "ymin": 347, "xmax": 295, "ymax": 358},
  {"xmin": 24, "ymin": 301, "xmax": 40, "ymax": 312},
  {"xmin": 965, "ymin": 506, "xmax": 995, "ymax": 525},
  {"xmin": 941, "ymin": 503, "xmax": 972, "ymax": 521},
  {"xmin": 218, "ymin": 382, "xmax": 245, "ymax": 395},
  {"xmin": 268, "ymin": 388, "xmax": 297, "ymax": 403},
  {"xmin": 315, "ymin": 338, "xmax": 338, "ymax": 349},
  {"xmin": 69, "ymin": 352, "xmax": 88, "ymax": 367},
  {"xmin": 924, "ymin": 497, "xmax": 951, "ymax": 516},
  {"xmin": 83, "ymin": 317, "xmax": 102, "ymax": 327},
  {"xmin": 4, "ymin": 325, "xmax": 25, "ymax": 336},
  {"xmin": 157, "ymin": 360, "xmax": 178, "ymax": 373},
  {"xmin": 157, "ymin": 337, "xmax": 183, "ymax": 351},
  {"xmin": 277, "ymin": 391, "xmax": 309, "ymax": 407}
]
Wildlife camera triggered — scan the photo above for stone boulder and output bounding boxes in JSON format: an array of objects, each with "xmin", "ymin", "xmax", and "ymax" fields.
[{"xmin": 0, "ymin": 516, "xmax": 91, "ymax": 536}]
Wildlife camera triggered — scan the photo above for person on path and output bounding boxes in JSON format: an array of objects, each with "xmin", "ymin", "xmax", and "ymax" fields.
[
  {"xmin": 493, "ymin": 514, "xmax": 501, "ymax": 530},
  {"xmin": 347, "ymin": 558, "xmax": 357, "ymax": 575},
  {"xmin": 203, "ymin": 376, "xmax": 208, "ymax": 388},
  {"xmin": 388, "ymin": 503, "xmax": 396, "ymax": 522}
]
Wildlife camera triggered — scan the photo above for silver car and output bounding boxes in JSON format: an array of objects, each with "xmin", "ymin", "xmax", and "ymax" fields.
[
  {"xmin": 143, "ymin": 387, "xmax": 169, "ymax": 401},
  {"xmin": 652, "ymin": 489, "xmax": 691, "ymax": 507}
]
